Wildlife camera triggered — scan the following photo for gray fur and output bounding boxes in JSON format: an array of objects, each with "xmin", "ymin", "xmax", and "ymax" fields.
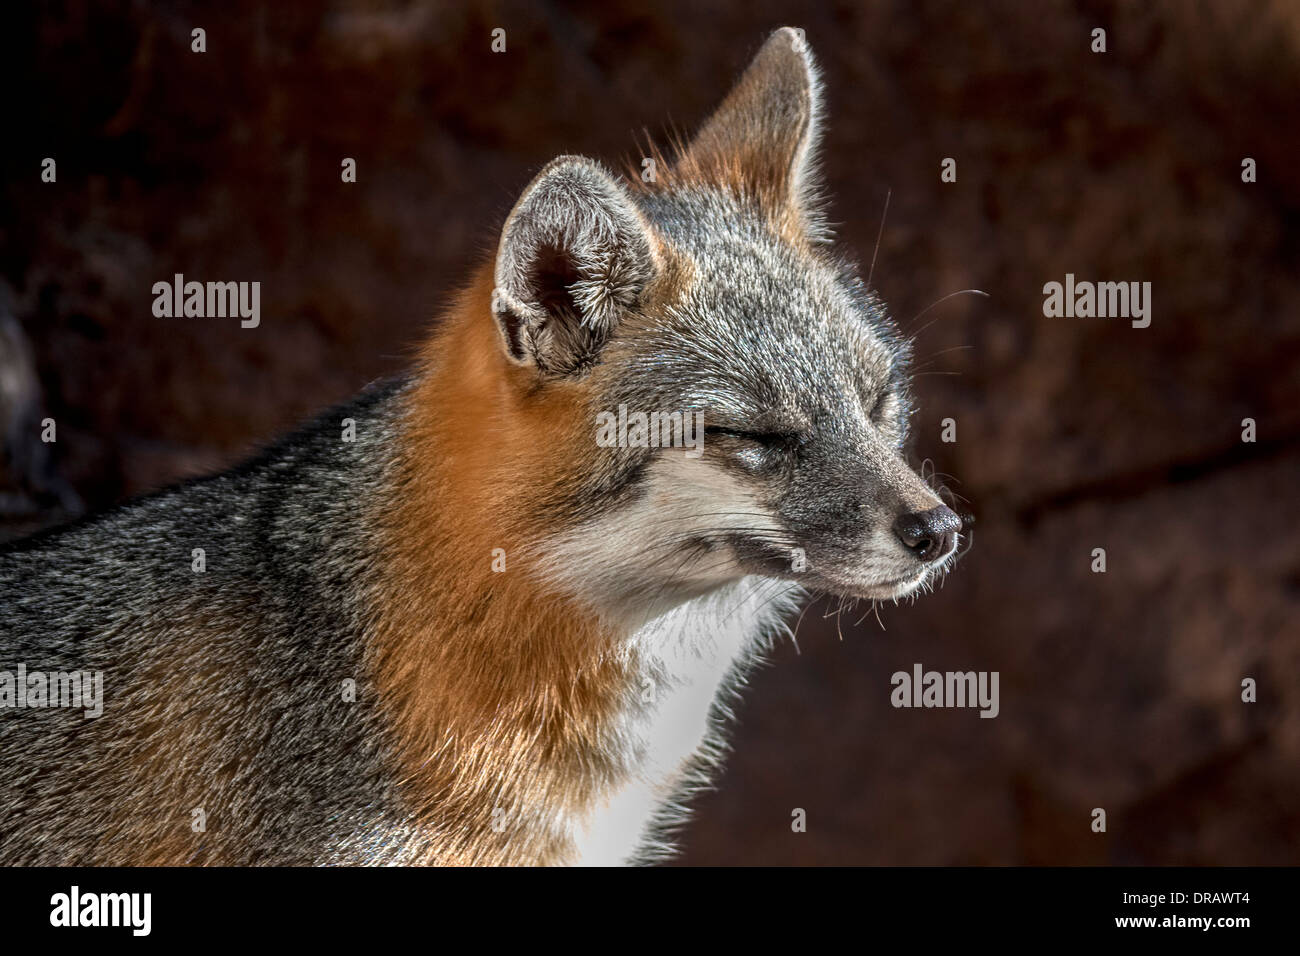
[
  {"xmin": 596, "ymin": 186, "xmax": 934, "ymax": 597},
  {"xmin": 0, "ymin": 382, "xmax": 421, "ymax": 864}
]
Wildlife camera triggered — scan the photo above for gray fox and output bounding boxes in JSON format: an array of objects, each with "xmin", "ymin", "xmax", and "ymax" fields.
[{"xmin": 0, "ymin": 27, "xmax": 962, "ymax": 865}]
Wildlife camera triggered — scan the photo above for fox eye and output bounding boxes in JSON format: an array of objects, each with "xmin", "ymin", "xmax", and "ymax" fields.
[{"xmin": 705, "ymin": 426, "xmax": 790, "ymax": 448}]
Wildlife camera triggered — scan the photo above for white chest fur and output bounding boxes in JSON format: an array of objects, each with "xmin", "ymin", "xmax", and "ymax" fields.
[{"xmin": 570, "ymin": 576, "xmax": 801, "ymax": 865}]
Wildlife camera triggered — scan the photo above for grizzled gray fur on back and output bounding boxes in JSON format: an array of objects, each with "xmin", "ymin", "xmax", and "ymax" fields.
[{"xmin": 0, "ymin": 383, "xmax": 418, "ymax": 864}]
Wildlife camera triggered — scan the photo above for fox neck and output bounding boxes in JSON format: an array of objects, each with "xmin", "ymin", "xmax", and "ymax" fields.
[{"xmin": 368, "ymin": 266, "xmax": 763, "ymax": 863}]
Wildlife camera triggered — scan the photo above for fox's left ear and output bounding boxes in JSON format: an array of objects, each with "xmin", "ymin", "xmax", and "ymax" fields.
[
  {"xmin": 677, "ymin": 26, "xmax": 825, "ymax": 238},
  {"xmin": 492, "ymin": 156, "xmax": 658, "ymax": 376}
]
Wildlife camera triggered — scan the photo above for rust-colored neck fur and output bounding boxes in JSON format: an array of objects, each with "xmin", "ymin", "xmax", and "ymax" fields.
[{"xmin": 369, "ymin": 266, "xmax": 636, "ymax": 864}]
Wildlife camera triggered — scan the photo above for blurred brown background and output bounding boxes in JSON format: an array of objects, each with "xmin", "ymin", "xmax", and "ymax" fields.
[{"xmin": 2, "ymin": 0, "xmax": 1297, "ymax": 864}]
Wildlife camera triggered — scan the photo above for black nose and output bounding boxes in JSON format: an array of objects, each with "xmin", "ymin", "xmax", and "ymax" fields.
[{"xmin": 893, "ymin": 505, "xmax": 961, "ymax": 562}]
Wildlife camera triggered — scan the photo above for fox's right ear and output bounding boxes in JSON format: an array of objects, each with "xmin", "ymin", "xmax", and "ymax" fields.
[{"xmin": 491, "ymin": 156, "xmax": 657, "ymax": 377}]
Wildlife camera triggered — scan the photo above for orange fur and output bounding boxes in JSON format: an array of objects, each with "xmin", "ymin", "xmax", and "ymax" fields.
[{"xmin": 369, "ymin": 267, "xmax": 641, "ymax": 865}]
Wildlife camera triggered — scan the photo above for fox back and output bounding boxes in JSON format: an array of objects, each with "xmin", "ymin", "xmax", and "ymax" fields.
[{"xmin": 0, "ymin": 28, "xmax": 962, "ymax": 866}]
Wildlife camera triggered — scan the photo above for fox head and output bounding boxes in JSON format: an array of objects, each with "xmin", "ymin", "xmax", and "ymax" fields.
[{"xmin": 487, "ymin": 28, "xmax": 962, "ymax": 615}]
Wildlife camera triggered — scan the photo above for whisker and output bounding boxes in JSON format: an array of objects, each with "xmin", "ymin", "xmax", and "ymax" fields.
[
  {"xmin": 866, "ymin": 187, "xmax": 891, "ymax": 292},
  {"xmin": 904, "ymin": 288, "xmax": 989, "ymax": 337},
  {"xmin": 911, "ymin": 344, "xmax": 975, "ymax": 366}
]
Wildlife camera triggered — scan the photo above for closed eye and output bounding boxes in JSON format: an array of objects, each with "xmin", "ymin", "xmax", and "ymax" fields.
[{"xmin": 704, "ymin": 426, "xmax": 793, "ymax": 447}]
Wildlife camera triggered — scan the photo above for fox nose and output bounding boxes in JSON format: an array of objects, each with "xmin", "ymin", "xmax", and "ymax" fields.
[{"xmin": 893, "ymin": 505, "xmax": 961, "ymax": 562}]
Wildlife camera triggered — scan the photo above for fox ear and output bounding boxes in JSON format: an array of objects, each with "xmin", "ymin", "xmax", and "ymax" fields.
[
  {"xmin": 491, "ymin": 156, "xmax": 657, "ymax": 376},
  {"xmin": 676, "ymin": 27, "xmax": 824, "ymax": 236}
]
